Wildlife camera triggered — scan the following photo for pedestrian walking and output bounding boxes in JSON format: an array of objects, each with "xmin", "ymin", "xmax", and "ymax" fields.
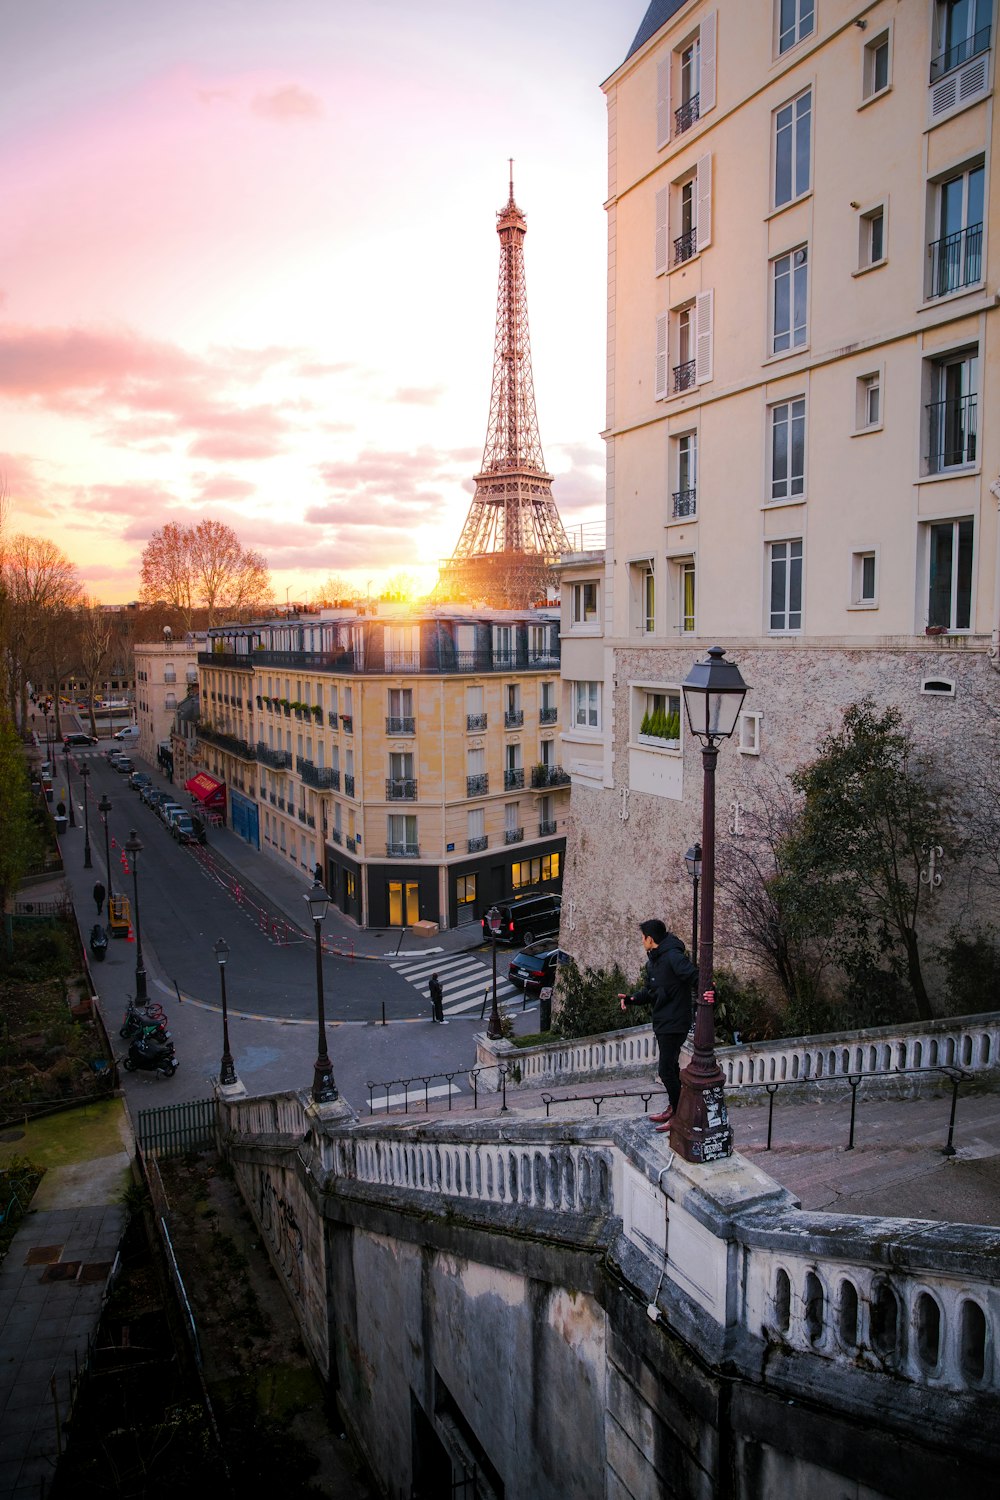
[
  {"xmin": 92, "ymin": 880, "xmax": 106, "ymax": 915},
  {"xmin": 620, "ymin": 918, "xmax": 696, "ymax": 1132},
  {"xmin": 429, "ymin": 972, "xmax": 446, "ymax": 1023}
]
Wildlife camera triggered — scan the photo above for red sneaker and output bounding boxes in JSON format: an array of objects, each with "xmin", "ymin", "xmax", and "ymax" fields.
[{"xmin": 649, "ymin": 1108, "xmax": 673, "ymax": 1124}]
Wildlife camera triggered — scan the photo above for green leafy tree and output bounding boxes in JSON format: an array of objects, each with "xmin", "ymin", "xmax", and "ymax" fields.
[
  {"xmin": 0, "ymin": 711, "xmax": 41, "ymax": 915},
  {"xmin": 785, "ymin": 699, "xmax": 953, "ymax": 1021}
]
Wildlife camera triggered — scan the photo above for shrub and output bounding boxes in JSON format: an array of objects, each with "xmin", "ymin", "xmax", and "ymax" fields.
[
  {"xmin": 552, "ymin": 957, "xmax": 638, "ymax": 1039},
  {"xmin": 710, "ymin": 968, "xmax": 780, "ymax": 1044},
  {"xmin": 938, "ymin": 926, "xmax": 1000, "ymax": 1017}
]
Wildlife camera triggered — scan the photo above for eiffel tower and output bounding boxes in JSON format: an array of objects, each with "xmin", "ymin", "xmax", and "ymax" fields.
[{"xmin": 436, "ymin": 166, "xmax": 569, "ymax": 608}]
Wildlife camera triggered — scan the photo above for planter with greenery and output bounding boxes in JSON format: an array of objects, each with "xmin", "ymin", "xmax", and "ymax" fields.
[{"xmin": 638, "ymin": 707, "xmax": 681, "ymax": 747}]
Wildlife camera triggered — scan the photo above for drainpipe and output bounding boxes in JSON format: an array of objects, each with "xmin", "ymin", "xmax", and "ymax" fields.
[{"xmin": 990, "ymin": 476, "xmax": 1000, "ymax": 671}]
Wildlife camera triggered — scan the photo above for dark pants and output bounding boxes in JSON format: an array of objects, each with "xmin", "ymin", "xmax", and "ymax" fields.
[
  {"xmin": 656, "ymin": 1031, "xmax": 686, "ymax": 1112},
  {"xmin": 430, "ymin": 987, "xmax": 444, "ymax": 1023}
]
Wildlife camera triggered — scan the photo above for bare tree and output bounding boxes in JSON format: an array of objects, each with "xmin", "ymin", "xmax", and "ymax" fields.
[
  {"xmin": 311, "ymin": 575, "xmax": 356, "ymax": 608},
  {"xmin": 77, "ymin": 600, "xmax": 115, "ymax": 737},
  {"xmin": 3, "ymin": 534, "xmax": 82, "ymax": 729},
  {"xmin": 140, "ymin": 520, "xmax": 272, "ymax": 628},
  {"xmin": 139, "ymin": 522, "xmax": 197, "ymax": 630}
]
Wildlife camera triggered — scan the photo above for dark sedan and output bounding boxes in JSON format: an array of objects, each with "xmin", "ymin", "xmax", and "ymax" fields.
[{"xmin": 507, "ymin": 943, "xmax": 571, "ymax": 993}]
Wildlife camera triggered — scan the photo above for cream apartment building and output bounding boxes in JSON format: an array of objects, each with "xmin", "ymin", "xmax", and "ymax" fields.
[
  {"xmin": 196, "ymin": 606, "xmax": 568, "ymax": 930},
  {"xmin": 560, "ymin": 0, "xmax": 1000, "ymax": 970},
  {"xmin": 133, "ymin": 636, "xmax": 202, "ymax": 768}
]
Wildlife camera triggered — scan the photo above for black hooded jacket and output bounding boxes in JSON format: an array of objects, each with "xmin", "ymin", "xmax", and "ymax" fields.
[{"xmin": 625, "ymin": 934, "xmax": 697, "ymax": 1036}]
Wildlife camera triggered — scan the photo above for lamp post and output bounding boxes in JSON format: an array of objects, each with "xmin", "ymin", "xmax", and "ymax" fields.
[
  {"xmin": 684, "ymin": 841, "xmax": 701, "ymax": 967},
  {"xmin": 304, "ymin": 881, "xmax": 338, "ymax": 1103},
  {"xmin": 213, "ymin": 938, "xmax": 238, "ymax": 1087},
  {"xmin": 673, "ymin": 646, "xmax": 749, "ymax": 1165},
  {"xmin": 98, "ymin": 795, "xmax": 113, "ymax": 909},
  {"xmin": 62, "ymin": 743, "xmax": 76, "ymax": 828},
  {"xmin": 485, "ymin": 906, "xmax": 503, "ymax": 1040},
  {"xmin": 124, "ymin": 830, "xmax": 148, "ymax": 1003},
  {"xmin": 80, "ymin": 763, "xmax": 92, "ymax": 867}
]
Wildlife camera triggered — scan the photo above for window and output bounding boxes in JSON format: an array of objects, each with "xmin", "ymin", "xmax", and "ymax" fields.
[
  {"xmin": 856, "ymin": 372, "xmax": 881, "ymax": 431},
  {"xmin": 680, "ymin": 559, "xmax": 696, "ymax": 633},
  {"xmin": 643, "ymin": 564, "xmax": 655, "ymax": 633},
  {"xmin": 673, "ymin": 433, "xmax": 698, "ymax": 518},
  {"xmin": 769, "ymin": 398, "xmax": 806, "ymax": 500},
  {"xmin": 771, "ymin": 247, "xmax": 808, "ymax": 353},
  {"xmin": 926, "ymin": 518, "xmax": 973, "ymax": 630},
  {"xmin": 863, "ymin": 29, "xmax": 891, "ymax": 98},
  {"xmin": 774, "ymin": 90, "xmax": 811, "ymax": 208},
  {"xmin": 655, "ymin": 158, "xmax": 712, "ymax": 274},
  {"xmin": 777, "ymin": 0, "xmax": 814, "ymax": 55},
  {"xmin": 931, "ymin": 0, "xmax": 992, "ymax": 83},
  {"xmin": 927, "ymin": 350, "xmax": 977, "ymax": 472},
  {"xmin": 851, "ymin": 550, "xmax": 878, "ymax": 607},
  {"xmin": 467, "ymin": 807, "xmax": 485, "ymax": 843},
  {"xmin": 638, "ymin": 689, "xmax": 681, "ymax": 745},
  {"xmin": 658, "ymin": 291, "xmax": 713, "ymax": 399},
  {"xmin": 858, "ymin": 204, "xmax": 886, "ymax": 270},
  {"xmin": 493, "ymin": 624, "xmax": 515, "ymax": 664},
  {"xmin": 674, "ymin": 304, "xmax": 696, "ymax": 392},
  {"xmin": 572, "ymin": 581, "xmax": 598, "ymax": 623},
  {"xmin": 928, "ymin": 163, "xmax": 984, "ymax": 298},
  {"xmin": 387, "ymin": 813, "xmax": 417, "ymax": 854},
  {"xmin": 656, "ymin": 11, "xmax": 716, "ymax": 148},
  {"xmin": 572, "ymin": 681, "xmax": 601, "ymax": 730},
  {"xmin": 388, "ymin": 687, "xmax": 412, "ymax": 718},
  {"xmin": 769, "ymin": 539, "xmax": 803, "ymax": 631},
  {"xmin": 738, "ymin": 712, "xmax": 761, "ymax": 755},
  {"xmin": 629, "ymin": 560, "xmax": 656, "ymax": 633},
  {"xmin": 383, "ymin": 624, "xmax": 419, "ymax": 672},
  {"xmin": 511, "ymin": 853, "xmax": 561, "ymax": 888}
]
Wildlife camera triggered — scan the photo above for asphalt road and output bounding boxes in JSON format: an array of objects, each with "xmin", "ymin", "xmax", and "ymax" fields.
[{"xmin": 55, "ymin": 737, "xmax": 512, "ymax": 1114}]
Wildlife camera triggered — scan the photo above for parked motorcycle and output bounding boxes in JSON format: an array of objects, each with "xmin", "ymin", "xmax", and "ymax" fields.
[
  {"xmin": 89, "ymin": 924, "xmax": 108, "ymax": 962},
  {"xmin": 122, "ymin": 1036, "xmax": 178, "ymax": 1078},
  {"xmin": 120, "ymin": 999, "xmax": 171, "ymax": 1044}
]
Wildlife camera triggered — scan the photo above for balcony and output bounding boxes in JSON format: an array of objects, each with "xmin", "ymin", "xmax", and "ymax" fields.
[
  {"xmin": 330, "ymin": 827, "xmax": 343, "ymax": 845},
  {"xmin": 674, "ymin": 94, "xmax": 699, "ymax": 134},
  {"xmin": 386, "ymin": 716, "xmax": 415, "ymax": 736},
  {"xmin": 539, "ymin": 706, "xmax": 558, "ymax": 726},
  {"xmin": 504, "ymin": 827, "xmax": 524, "ymax": 845},
  {"xmin": 673, "ymin": 227, "xmax": 697, "ymax": 265},
  {"xmin": 928, "ymin": 224, "xmax": 983, "ymax": 298},
  {"xmin": 341, "ymin": 714, "xmax": 353, "ymax": 733},
  {"xmin": 672, "ymin": 488, "xmax": 697, "ymax": 519},
  {"xmin": 386, "ymin": 841, "xmax": 419, "ymax": 858},
  {"xmin": 257, "ymin": 743, "xmax": 292, "ymax": 770},
  {"xmin": 297, "ymin": 758, "xmax": 339, "ymax": 790},
  {"xmin": 344, "ymin": 773, "xmax": 355, "ymax": 797},
  {"xmin": 466, "ymin": 773, "xmax": 489, "ymax": 797},
  {"xmin": 504, "ymin": 710, "xmax": 524, "ymax": 729},
  {"xmin": 926, "ymin": 394, "xmax": 977, "ymax": 473},
  {"xmin": 530, "ymin": 764, "xmax": 570, "ymax": 789},
  {"xmin": 297, "ymin": 807, "xmax": 307, "ymax": 824},
  {"xmin": 163, "ymin": 671, "xmax": 177, "ymax": 684},
  {"xmin": 276, "ymin": 796, "xmax": 286, "ymax": 811},
  {"xmin": 328, "ymin": 711, "xmax": 339, "ymax": 728},
  {"xmin": 673, "ymin": 359, "xmax": 696, "ymax": 394},
  {"xmin": 467, "ymin": 835, "xmax": 488, "ymax": 853},
  {"xmin": 538, "ymin": 820, "xmax": 557, "ymax": 836},
  {"xmin": 384, "ymin": 651, "xmax": 421, "ymax": 673},
  {"xmin": 466, "ymin": 712, "xmax": 488, "ymax": 732},
  {"xmin": 197, "ymin": 651, "xmax": 255, "ymax": 672},
  {"xmin": 386, "ymin": 777, "xmax": 417, "ymax": 801},
  {"xmin": 504, "ymin": 768, "xmax": 525, "ymax": 790},
  {"xmin": 198, "ymin": 724, "xmax": 255, "ymax": 761},
  {"xmin": 346, "ymin": 834, "xmax": 358, "ymax": 852},
  {"xmin": 930, "ymin": 24, "xmax": 991, "ymax": 82}
]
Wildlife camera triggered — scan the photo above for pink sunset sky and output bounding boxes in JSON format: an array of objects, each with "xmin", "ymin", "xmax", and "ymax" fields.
[{"xmin": 0, "ymin": 0, "xmax": 635, "ymax": 604}]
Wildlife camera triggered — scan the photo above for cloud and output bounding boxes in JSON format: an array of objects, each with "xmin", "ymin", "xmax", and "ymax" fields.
[
  {"xmin": 188, "ymin": 432, "xmax": 286, "ymax": 461},
  {"xmin": 0, "ymin": 325, "xmax": 198, "ymax": 402},
  {"xmin": 196, "ymin": 475, "xmax": 258, "ymax": 502},
  {"xmin": 393, "ymin": 385, "xmax": 444, "ymax": 406},
  {"xmin": 251, "ymin": 85, "xmax": 323, "ymax": 121}
]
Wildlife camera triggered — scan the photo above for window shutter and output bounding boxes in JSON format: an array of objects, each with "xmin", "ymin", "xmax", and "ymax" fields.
[
  {"xmin": 656, "ymin": 56, "xmax": 671, "ymax": 148},
  {"xmin": 695, "ymin": 290, "xmax": 714, "ymax": 384},
  {"xmin": 696, "ymin": 155, "xmax": 712, "ymax": 251},
  {"xmin": 655, "ymin": 313, "xmax": 668, "ymax": 399},
  {"xmin": 700, "ymin": 11, "xmax": 717, "ymax": 114},
  {"xmin": 655, "ymin": 187, "xmax": 668, "ymax": 275}
]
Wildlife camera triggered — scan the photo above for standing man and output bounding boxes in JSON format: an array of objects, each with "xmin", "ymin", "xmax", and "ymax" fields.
[
  {"xmin": 93, "ymin": 880, "xmax": 106, "ymax": 916},
  {"xmin": 428, "ymin": 972, "xmax": 446, "ymax": 1024},
  {"xmin": 620, "ymin": 918, "xmax": 696, "ymax": 1132}
]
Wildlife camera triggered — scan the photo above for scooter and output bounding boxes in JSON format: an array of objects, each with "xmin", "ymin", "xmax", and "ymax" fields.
[
  {"xmin": 89, "ymin": 924, "xmax": 108, "ymax": 962},
  {"xmin": 120, "ymin": 1000, "xmax": 171, "ymax": 1044},
  {"xmin": 123, "ymin": 1036, "xmax": 178, "ymax": 1078}
]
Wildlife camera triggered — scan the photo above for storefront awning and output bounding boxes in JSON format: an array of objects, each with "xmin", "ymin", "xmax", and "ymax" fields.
[{"xmin": 185, "ymin": 772, "xmax": 226, "ymax": 808}]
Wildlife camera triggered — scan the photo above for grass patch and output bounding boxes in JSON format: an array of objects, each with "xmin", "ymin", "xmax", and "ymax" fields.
[
  {"xmin": 510, "ymin": 1031, "xmax": 555, "ymax": 1049},
  {"xmin": 0, "ymin": 1097, "xmax": 128, "ymax": 1172}
]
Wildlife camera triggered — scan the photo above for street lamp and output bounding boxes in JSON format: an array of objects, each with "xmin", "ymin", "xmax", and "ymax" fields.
[
  {"xmin": 683, "ymin": 841, "xmax": 701, "ymax": 967},
  {"xmin": 80, "ymin": 763, "xmax": 92, "ymax": 868},
  {"xmin": 62, "ymin": 743, "xmax": 76, "ymax": 828},
  {"xmin": 304, "ymin": 881, "xmax": 338, "ymax": 1103},
  {"xmin": 98, "ymin": 794, "xmax": 113, "ymax": 910},
  {"xmin": 485, "ymin": 905, "xmax": 504, "ymax": 1040},
  {"xmin": 673, "ymin": 645, "xmax": 749, "ymax": 1165},
  {"xmin": 124, "ymin": 830, "xmax": 148, "ymax": 1004},
  {"xmin": 213, "ymin": 937, "xmax": 238, "ymax": 1087}
]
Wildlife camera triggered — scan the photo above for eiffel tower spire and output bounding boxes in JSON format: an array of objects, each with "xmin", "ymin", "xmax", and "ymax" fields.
[{"xmin": 437, "ymin": 166, "xmax": 568, "ymax": 607}]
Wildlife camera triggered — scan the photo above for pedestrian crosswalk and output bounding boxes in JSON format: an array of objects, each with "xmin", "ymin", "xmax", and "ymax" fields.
[{"xmin": 388, "ymin": 950, "xmax": 528, "ymax": 1020}]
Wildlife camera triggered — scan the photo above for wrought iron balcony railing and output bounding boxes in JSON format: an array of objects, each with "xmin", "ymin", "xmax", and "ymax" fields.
[
  {"xmin": 672, "ymin": 488, "xmax": 697, "ymax": 519},
  {"xmin": 386, "ymin": 716, "xmax": 415, "ymax": 736},
  {"xmin": 673, "ymin": 227, "xmax": 697, "ymax": 265},
  {"xmin": 504, "ymin": 710, "xmax": 524, "ymax": 729},
  {"xmin": 346, "ymin": 834, "xmax": 357, "ymax": 851},
  {"xmin": 297, "ymin": 759, "xmax": 338, "ymax": 789},
  {"xmin": 330, "ymin": 827, "xmax": 343, "ymax": 845},
  {"xmin": 466, "ymin": 773, "xmax": 489, "ymax": 797},
  {"xmin": 467, "ymin": 835, "xmax": 488, "ymax": 853},
  {"xmin": 340, "ymin": 714, "xmax": 353, "ymax": 732},
  {"xmin": 930, "ymin": 24, "xmax": 991, "ymax": 82},
  {"xmin": 674, "ymin": 93, "xmax": 699, "ymax": 134},
  {"xmin": 539, "ymin": 706, "xmax": 558, "ymax": 725},
  {"xmin": 344, "ymin": 773, "xmax": 355, "ymax": 797},
  {"xmin": 504, "ymin": 768, "xmax": 525, "ymax": 790},
  {"xmin": 673, "ymin": 359, "xmax": 696, "ymax": 394},
  {"xmin": 926, "ymin": 394, "xmax": 977, "ymax": 473},
  {"xmin": 257, "ymin": 743, "xmax": 292, "ymax": 769},
  {"xmin": 530, "ymin": 764, "xmax": 571, "ymax": 789},
  {"xmin": 466, "ymin": 712, "xmax": 488, "ymax": 731},
  {"xmin": 538, "ymin": 820, "xmax": 557, "ymax": 836},
  {"xmin": 927, "ymin": 223, "xmax": 983, "ymax": 298},
  {"xmin": 504, "ymin": 827, "xmax": 524, "ymax": 845},
  {"xmin": 198, "ymin": 725, "xmax": 255, "ymax": 760},
  {"xmin": 386, "ymin": 777, "xmax": 417, "ymax": 801},
  {"xmin": 328, "ymin": 711, "xmax": 338, "ymax": 728},
  {"xmin": 386, "ymin": 842, "xmax": 419, "ymax": 858}
]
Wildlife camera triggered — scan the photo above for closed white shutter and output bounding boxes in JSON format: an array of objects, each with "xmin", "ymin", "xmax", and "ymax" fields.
[
  {"xmin": 655, "ymin": 187, "xmax": 668, "ymax": 275},
  {"xmin": 695, "ymin": 290, "xmax": 713, "ymax": 384},
  {"xmin": 655, "ymin": 313, "xmax": 668, "ymax": 399},
  {"xmin": 700, "ymin": 11, "xmax": 717, "ymax": 114},
  {"xmin": 696, "ymin": 155, "xmax": 712, "ymax": 251},
  {"xmin": 656, "ymin": 56, "xmax": 671, "ymax": 148}
]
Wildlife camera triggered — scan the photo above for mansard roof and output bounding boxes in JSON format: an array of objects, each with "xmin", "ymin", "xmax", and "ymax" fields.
[{"xmin": 626, "ymin": 0, "xmax": 690, "ymax": 61}]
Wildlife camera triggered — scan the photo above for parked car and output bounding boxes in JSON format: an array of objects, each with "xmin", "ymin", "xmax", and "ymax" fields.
[
  {"xmin": 482, "ymin": 892, "xmax": 562, "ymax": 946},
  {"xmin": 144, "ymin": 788, "xmax": 169, "ymax": 810},
  {"xmin": 113, "ymin": 724, "xmax": 140, "ymax": 741},
  {"xmin": 113, "ymin": 757, "xmax": 134, "ymax": 774},
  {"xmin": 508, "ymin": 943, "xmax": 571, "ymax": 992},
  {"xmin": 170, "ymin": 812, "xmax": 196, "ymax": 843},
  {"xmin": 188, "ymin": 811, "xmax": 208, "ymax": 845},
  {"xmin": 63, "ymin": 732, "xmax": 97, "ymax": 747},
  {"xmin": 129, "ymin": 772, "xmax": 152, "ymax": 792},
  {"xmin": 158, "ymin": 801, "xmax": 183, "ymax": 824}
]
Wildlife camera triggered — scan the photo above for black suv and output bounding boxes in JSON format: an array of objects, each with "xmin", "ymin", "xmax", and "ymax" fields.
[{"xmin": 483, "ymin": 892, "xmax": 561, "ymax": 946}]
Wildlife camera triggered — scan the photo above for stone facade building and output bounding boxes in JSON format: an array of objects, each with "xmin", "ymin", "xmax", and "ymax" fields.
[
  {"xmin": 560, "ymin": 0, "xmax": 1000, "ymax": 976},
  {"xmin": 133, "ymin": 636, "xmax": 202, "ymax": 769}
]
